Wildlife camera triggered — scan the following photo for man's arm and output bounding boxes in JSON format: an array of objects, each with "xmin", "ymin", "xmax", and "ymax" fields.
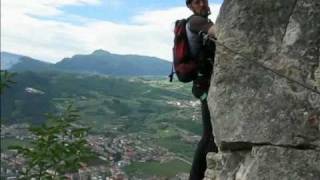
[
  {"xmin": 207, "ymin": 24, "xmax": 216, "ymax": 38},
  {"xmin": 189, "ymin": 16, "xmax": 215, "ymax": 37}
]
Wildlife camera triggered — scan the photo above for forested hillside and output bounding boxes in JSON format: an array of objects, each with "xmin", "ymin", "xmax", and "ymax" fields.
[{"xmin": 1, "ymin": 71, "xmax": 202, "ymax": 178}]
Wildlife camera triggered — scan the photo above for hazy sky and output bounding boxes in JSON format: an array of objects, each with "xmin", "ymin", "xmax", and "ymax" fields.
[{"xmin": 2, "ymin": 0, "xmax": 222, "ymax": 63}]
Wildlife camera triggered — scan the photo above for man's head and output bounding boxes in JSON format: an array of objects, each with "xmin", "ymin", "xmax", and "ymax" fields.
[{"xmin": 186, "ymin": 0, "xmax": 211, "ymax": 17}]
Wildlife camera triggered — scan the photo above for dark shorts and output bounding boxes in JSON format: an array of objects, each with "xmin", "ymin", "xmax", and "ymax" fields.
[{"xmin": 192, "ymin": 76, "xmax": 210, "ymax": 99}]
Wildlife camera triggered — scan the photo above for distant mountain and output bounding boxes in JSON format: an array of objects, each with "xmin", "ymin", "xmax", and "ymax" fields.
[
  {"xmin": 1, "ymin": 52, "xmax": 52, "ymax": 72},
  {"xmin": 1, "ymin": 52, "xmax": 24, "ymax": 70},
  {"xmin": 55, "ymin": 49, "xmax": 171, "ymax": 76},
  {"xmin": 10, "ymin": 56, "xmax": 53, "ymax": 72},
  {"xmin": 2, "ymin": 50, "xmax": 172, "ymax": 76}
]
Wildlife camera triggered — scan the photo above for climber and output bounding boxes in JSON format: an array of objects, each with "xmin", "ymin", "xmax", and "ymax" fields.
[{"xmin": 185, "ymin": 0, "xmax": 218, "ymax": 179}]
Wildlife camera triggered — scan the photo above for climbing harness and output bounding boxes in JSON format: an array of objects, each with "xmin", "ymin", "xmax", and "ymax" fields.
[{"xmin": 203, "ymin": 34, "xmax": 320, "ymax": 96}]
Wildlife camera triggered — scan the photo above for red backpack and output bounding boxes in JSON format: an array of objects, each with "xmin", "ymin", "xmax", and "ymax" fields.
[{"xmin": 169, "ymin": 18, "xmax": 198, "ymax": 83}]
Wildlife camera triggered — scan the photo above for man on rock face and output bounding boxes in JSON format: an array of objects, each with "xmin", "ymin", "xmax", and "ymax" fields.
[{"xmin": 185, "ymin": 0, "xmax": 218, "ymax": 179}]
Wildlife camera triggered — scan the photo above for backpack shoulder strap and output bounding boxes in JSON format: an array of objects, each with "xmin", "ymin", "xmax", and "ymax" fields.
[{"xmin": 185, "ymin": 15, "xmax": 197, "ymax": 34}]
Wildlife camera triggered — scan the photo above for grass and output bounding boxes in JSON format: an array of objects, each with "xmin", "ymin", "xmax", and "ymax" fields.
[
  {"xmin": 124, "ymin": 159, "xmax": 190, "ymax": 178},
  {"xmin": 173, "ymin": 119, "xmax": 202, "ymax": 135},
  {"xmin": 156, "ymin": 136, "xmax": 195, "ymax": 161}
]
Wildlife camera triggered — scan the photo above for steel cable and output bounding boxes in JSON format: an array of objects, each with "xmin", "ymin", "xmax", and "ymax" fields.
[{"xmin": 207, "ymin": 36, "xmax": 320, "ymax": 95}]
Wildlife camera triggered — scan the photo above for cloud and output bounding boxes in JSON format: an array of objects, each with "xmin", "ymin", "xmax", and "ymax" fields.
[
  {"xmin": 2, "ymin": 0, "xmax": 101, "ymax": 16},
  {"xmin": 1, "ymin": 1, "xmax": 221, "ymax": 63},
  {"xmin": 132, "ymin": 4, "xmax": 221, "ymax": 26}
]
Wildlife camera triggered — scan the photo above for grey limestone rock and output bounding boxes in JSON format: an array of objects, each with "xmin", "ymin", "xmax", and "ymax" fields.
[
  {"xmin": 208, "ymin": 0, "xmax": 320, "ymax": 150},
  {"xmin": 205, "ymin": 0, "xmax": 320, "ymax": 179},
  {"xmin": 205, "ymin": 146, "xmax": 320, "ymax": 180}
]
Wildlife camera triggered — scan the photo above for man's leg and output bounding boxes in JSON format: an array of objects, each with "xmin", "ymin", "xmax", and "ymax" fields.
[{"xmin": 189, "ymin": 99, "xmax": 218, "ymax": 180}]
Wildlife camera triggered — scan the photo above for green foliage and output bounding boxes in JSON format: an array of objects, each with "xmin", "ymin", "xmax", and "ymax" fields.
[
  {"xmin": 1, "ymin": 70, "xmax": 16, "ymax": 125},
  {"xmin": 9, "ymin": 105, "xmax": 96, "ymax": 180},
  {"xmin": 1, "ymin": 71, "xmax": 190, "ymax": 125},
  {"xmin": 1, "ymin": 71, "xmax": 57, "ymax": 124},
  {"xmin": 1, "ymin": 138, "xmax": 30, "ymax": 151},
  {"xmin": 0, "ymin": 70, "xmax": 15, "ymax": 94}
]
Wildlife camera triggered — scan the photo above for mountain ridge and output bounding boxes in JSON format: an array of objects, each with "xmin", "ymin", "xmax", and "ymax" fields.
[{"xmin": 1, "ymin": 50, "xmax": 171, "ymax": 76}]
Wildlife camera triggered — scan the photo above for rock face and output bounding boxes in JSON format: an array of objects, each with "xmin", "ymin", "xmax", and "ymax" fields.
[
  {"xmin": 206, "ymin": 0, "xmax": 320, "ymax": 179},
  {"xmin": 204, "ymin": 147, "xmax": 320, "ymax": 180}
]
